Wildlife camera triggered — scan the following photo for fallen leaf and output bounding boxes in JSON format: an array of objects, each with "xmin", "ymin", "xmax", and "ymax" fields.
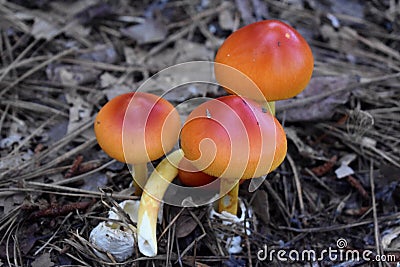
[
  {"xmin": 49, "ymin": 0, "xmax": 99, "ymax": 18},
  {"xmin": 335, "ymin": 164, "xmax": 354, "ymax": 179},
  {"xmin": 11, "ymin": 0, "xmax": 49, "ymax": 8},
  {"xmin": 103, "ymin": 84, "xmax": 132, "ymax": 101},
  {"xmin": 235, "ymin": 0, "xmax": 255, "ymax": 25},
  {"xmin": 100, "ymin": 72, "xmax": 118, "ymax": 88},
  {"xmin": 176, "ymin": 209, "xmax": 205, "ymax": 238},
  {"xmin": 46, "ymin": 64, "xmax": 101, "ymax": 86},
  {"xmin": 31, "ymin": 17, "xmax": 61, "ymax": 40},
  {"xmin": 65, "ymin": 91, "xmax": 92, "ymax": 134},
  {"xmin": 121, "ymin": 19, "xmax": 168, "ymax": 44},
  {"xmin": 0, "ymin": 151, "xmax": 33, "ymax": 173},
  {"xmin": 251, "ymin": 190, "xmax": 269, "ymax": 225},
  {"xmin": 285, "ymin": 127, "xmax": 317, "ymax": 158},
  {"xmin": 218, "ymin": 9, "xmax": 235, "ymax": 31},
  {"xmin": 81, "ymin": 173, "xmax": 108, "ymax": 192},
  {"xmin": 382, "ymin": 226, "xmax": 400, "ymax": 249},
  {"xmin": 31, "ymin": 252, "xmax": 55, "ymax": 267},
  {"xmin": 75, "ymin": 3, "xmax": 114, "ymax": 24},
  {"xmin": 20, "ymin": 223, "xmax": 41, "ymax": 255},
  {"xmin": 0, "ymin": 134, "xmax": 22, "ymax": 149},
  {"xmin": 174, "ymin": 39, "xmax": 214, "ymax": 63},
  {"xmin": 276, "ymin": 76, "xmax": 356, "ymax": 122},
  {"xmin": 78, "ymin": 45, "xmax": 118, "ymax": 64}
]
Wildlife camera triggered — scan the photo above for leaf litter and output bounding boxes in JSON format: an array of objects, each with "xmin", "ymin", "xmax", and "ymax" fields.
[{"xmin": 0, "ymin": 0, "xmax": 400, "ymax": 266}]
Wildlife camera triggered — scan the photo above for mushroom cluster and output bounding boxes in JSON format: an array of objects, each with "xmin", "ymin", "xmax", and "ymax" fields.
[{"xmin": 92, "ymin": 19, "xmax": 313, "ymax": 259}]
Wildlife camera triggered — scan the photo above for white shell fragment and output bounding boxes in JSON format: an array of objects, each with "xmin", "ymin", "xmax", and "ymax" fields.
[
  {"xmin": 335, "ymin": 154, "xmax": 356, "ymax": 179},
  {"xmin": 209, "ymin": 199, "xmax": 254, "ymax": 254},
  {"xmin": 89, "ymin": 200, "xmax": 142, "ymax": 262},
  {"xmin": 89, "ymin": 222, "xmax": 135, "ymax": 262},
  {"xmin": 335, "ymin": 164, "xmax": 354, "ymax": 179}
]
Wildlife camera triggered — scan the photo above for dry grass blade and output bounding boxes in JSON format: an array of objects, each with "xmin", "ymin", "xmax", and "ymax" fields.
[{"xmin": 0, "ymin": 48, "xmax": 76, "ymax": 98}]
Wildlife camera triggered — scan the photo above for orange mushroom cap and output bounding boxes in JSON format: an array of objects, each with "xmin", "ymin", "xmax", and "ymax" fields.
[
  {"xmin": 94, "ymin": 92, "xmax": 180, "ymax": 164},
  {"xmin": 180, "ymin": 95, "xmax": 287, "ymax": 180},
  {"xmin": 215, "ymin": 20, "xmax": 314, "ymax": 101}
]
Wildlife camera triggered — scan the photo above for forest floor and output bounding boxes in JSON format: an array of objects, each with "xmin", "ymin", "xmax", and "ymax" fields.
[{"xmin": 0, "ymin": 0, "xmax": 399, "ymax": 266}]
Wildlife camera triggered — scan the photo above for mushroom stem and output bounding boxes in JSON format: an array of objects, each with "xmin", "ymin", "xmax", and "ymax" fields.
[
  {"xmin": 269, "ymin": 101, "xmax": 276, "ymax": 116},
  {"xmin": 262, "ymin": 101, "xmax": 275, "ymax": 116},
  {"xmin": 137, "ymin": 149, "xmax": 184, "ymax": 257},
  {"xmin": 132, "ymin": 163, "xmax": 148, "ymax": 196},
  {"xmin": 218, "ymin": 178, "xmax": 240, "ymax": 215}
]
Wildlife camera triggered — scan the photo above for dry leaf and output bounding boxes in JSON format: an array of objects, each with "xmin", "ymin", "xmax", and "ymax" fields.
[
  {"xmin": 235, "ymin": 0, "xmax": 255, "ymax": 25},
  {"xmin": 0, "ymin": 151, "xmax": 33, "ymax": 172},
  {"xmin": 75, "ymin": 3, "xmax": 113, "ymax": 24},
  {"xmin": 65, "ymin": 91, "xmax": 92, "ymax": 134},
  {"xmin": 31, "ymin": 252, "xmax": 55, "ymax": 267},
  {"xmin": 49, "ymin": 0, "xmax": 99, "ymax": 18},
  {"xmin": 100, "ymin": 72, "xmax": 119, "ymax": 88},
  {"xmin": 46, "ymin": 64, "xmax": 101, "ymax": 86},
  {"xmin": 285, "ymin": 127, "xmax": 317, "ymax": 157},
  {"xmin": 31, "ymin": 17, "xmax": 61, "ymax": 40},
  {"xmin": 382, "ymin": 226, "xmax": 400, "ymax": 249},
  {"xmin": 121, "ymin": 19, "xmax": 168, "ymax": 44},
  {"xmin": 78, "ymin": 45, "xmax": 118, "ymax": 64},
  {"xmin": 251, "ymin": 190, "xmax": 269, "ymax": 225},
  {"xmin": 219, "ymin": 9, "xmax": 235, "ymax": 30},
  {"xmin": 277, "ymin": 76, "xmax": 356, "ymax": 122},
  {"xmin": 103, "ymin": 84, "xmax": 132, "ymax": 101},
  {"xmin": 176, "ymin": 209, "xmax": 205, "ymax": 238},
  {"xmin": 175, "ymin": 39, "xmax": 214, "ymax": 63}
]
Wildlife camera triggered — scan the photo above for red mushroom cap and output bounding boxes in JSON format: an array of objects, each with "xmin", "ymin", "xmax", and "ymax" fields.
[
  {"xmin": 215, "ymin": 20, "xmax": 314, "ymax": 101},
  {"xmin": 180, "ymin": 95, "xmax": 287, "ymax": 180},
  {"xmin": 94, "ymin": 92, "xmax": 180, "ymax": 164},
  {"xmin": 178, "ymin": 157, "xmax": 217, "ymax": 187}
]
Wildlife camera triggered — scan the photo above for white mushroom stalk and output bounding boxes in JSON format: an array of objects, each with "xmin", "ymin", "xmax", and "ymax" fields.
[{"xmin": 137, "ymin": 149, "xmax": 184, "ymax": 257}]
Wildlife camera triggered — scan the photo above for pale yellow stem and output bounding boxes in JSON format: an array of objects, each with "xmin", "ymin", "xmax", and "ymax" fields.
[
  {"xmin": 218, "ymin": 179, "xmax": 240, "ymax": 215},
  {"xmin": 132, "ymin": 163, "xmax": 148, "ymax": 196},
  {"xmin": 137, "ymin": 149, "xmax": 184, "ymax": 257},
  {"xmin": 262, "ymin": 101, "xmax": 275, "ymax": 116},
  {"xmin": 269, "ymin": 101, "xmax": 276, "ymax": 116}
]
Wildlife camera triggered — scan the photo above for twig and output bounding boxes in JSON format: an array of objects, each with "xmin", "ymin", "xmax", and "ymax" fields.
[
  {"xmin": 287, "ymin": 153, "xmax": 306, "ymax": 222},
  {"xmin": 0, "ymin": 48, "xmax": 76, "ymax": 98},
  {"xmin": 346, "ymin": 175, "xmax": 370, "ymax": 200},
  {"xmin": 370, "ymin": 160, "xmax": 383, "ymax": 267},
  {"xmin": 54, "ymin": 159, "xmax": 115, "ymax": 186},
  {"xmin": 0, "ymin": 39, "xmax": 40, "ymax": 83},
  {"xmin": 29, "ymin": 201, "xmax": 93, "ymax": 219},
  {"xmin": 310, "ymin": 155, "xmax": 337, "ymax": 176},
  {"xmin": 263, "ymin": 180, "xmax": 291, "ymax": 225},
  {"xmin": 278, "ymin": 72, "xmax": 400, "ymax": 110},
  {"xmin": 64, "ymin": 155, "xmax": 84, "ymax": 178},
  {"xmin": 178, "ymin": 210, "xmax": 207, "ymax": 259},
  {"xmin": 279, "ymin": 212, "xmax": 400, "ymax": 233},
  {"xmin": 304, "ymin": 168, "xmax": 339, "ymax": 197},
  {"xmin": 33, "ymin": 213, "xmax": 73, "ymax": 255}
]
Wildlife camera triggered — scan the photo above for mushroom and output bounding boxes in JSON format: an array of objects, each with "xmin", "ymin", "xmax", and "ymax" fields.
[
  {"xmin": 178, "ymin": 157, "xmax": 218, "ymax": 187},
  {"xmin": 136, "ymin": 149, "xmax": 184, "ymax": 257},
  {"xmin": 180, "ymin": 95, "xmax": 287, "ymax": 215},
  {"xmin": 214, "ymin": 19, "xmax": 314, "ymax": 113},
  {"xmin": 94, "ymin": 92, "xmax": 180, "ymax": 195}
]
